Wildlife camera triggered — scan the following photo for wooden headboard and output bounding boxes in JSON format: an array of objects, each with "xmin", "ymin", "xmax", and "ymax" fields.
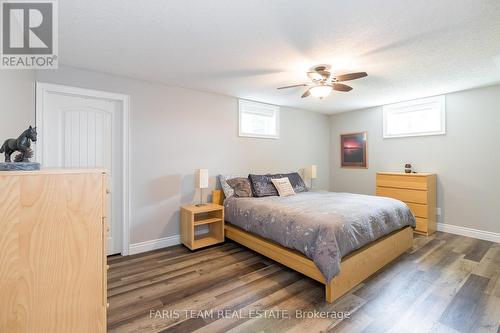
[{"xmin": 212, "ymin": 190, "xmax": 225, "ymax": 205}]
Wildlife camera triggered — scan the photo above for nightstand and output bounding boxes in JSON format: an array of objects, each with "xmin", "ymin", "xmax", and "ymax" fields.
[{"xmin": 180, "ymin": 203, "xmax": 224, "ymax": 250}]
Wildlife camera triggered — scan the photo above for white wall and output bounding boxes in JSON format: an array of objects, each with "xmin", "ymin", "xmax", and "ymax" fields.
[
  {"xmin": 0, "ymin": 71, "xmax": 35, "ymax": 140},
  {"xmin": 36, "ymin": 66, "xmax": 331, "ymax": 244},
  {"xmin": 330, "ymin": 84, "xmax": 500, "ymax": 234}
]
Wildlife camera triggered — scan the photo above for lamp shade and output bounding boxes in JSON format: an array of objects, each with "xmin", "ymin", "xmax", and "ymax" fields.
[
  {"xmin": 307, "ymin": 165, "xmax": 317, "ymax": 179},
  {"xmin": 196, "ymin": 169, "xmax": 209, "ymax": 189}
]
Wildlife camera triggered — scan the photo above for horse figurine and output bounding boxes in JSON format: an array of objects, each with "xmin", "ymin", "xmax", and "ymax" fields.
[{"xmin": 0, "ymin": 126, "xmax": 38, "ymax": 163}]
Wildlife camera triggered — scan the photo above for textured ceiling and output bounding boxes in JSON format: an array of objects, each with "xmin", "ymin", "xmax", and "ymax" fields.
[{"xmin": 58, "ymin": 0, "xmax": 500, "ymax": 114}]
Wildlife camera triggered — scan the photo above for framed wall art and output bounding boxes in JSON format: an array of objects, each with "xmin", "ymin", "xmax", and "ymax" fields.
[{"xmin": 340, "ymin": 131, "xmax": 367, "ymax": 168}]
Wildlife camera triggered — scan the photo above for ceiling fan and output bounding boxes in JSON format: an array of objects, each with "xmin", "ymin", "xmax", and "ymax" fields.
[{"xmin": 277, "ymin": 65, "xmax": 367, "ymax": 99}]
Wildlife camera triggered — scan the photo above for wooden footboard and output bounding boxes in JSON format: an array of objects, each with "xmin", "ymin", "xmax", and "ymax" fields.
[
  {"xmin": 213, "ymin": 190, "xmax": 413, "ymax": 303},
  {"xmin": 325, "ymin": 225, "xmax": 412, "ymax": 302}
]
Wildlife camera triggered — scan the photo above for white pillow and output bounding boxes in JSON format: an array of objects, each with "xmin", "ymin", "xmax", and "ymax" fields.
[{"xmin": 271, "ymin": 177, "xmax": 296, "ymax": 197}]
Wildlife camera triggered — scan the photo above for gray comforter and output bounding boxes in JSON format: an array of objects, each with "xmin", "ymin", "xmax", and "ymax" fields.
[{"xmin": 224, "ymin": 191, "xmax": 415, "ymax": 282}]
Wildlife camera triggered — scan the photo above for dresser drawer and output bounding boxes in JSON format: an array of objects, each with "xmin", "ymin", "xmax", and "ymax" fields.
[
  {"xmin": 376, "ymin": 186, "xmax": 428, "ymax": 204},
  {"xmin": 415, "ymin": 217, "xmax": 428, "ymax": 233},
  {"xmin": 376, "ymin": 174, "xmax": 428, "ymax": 190},
  {"xmin": 404, "ymin": 202, "xmax": 428, "ymax": 218}
]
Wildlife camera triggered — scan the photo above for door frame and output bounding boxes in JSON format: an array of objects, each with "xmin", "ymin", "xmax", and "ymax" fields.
[{"xmin": 35, "ymin": 82, "xmax": 131, "ymax": 255}]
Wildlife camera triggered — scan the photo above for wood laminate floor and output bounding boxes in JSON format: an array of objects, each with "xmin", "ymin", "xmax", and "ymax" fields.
[{"xmin": 107, "ymin": 232, "xmax": 500, "ymax": 333}]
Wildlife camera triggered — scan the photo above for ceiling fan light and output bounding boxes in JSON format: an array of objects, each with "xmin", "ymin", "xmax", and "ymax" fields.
[
  {"xmin": 309, "ymin": 85, "xmax": 332, "ymax": 98},
  {"xmin": 308, "ymin": 72, "xmax": 323, "ymax": 81}
]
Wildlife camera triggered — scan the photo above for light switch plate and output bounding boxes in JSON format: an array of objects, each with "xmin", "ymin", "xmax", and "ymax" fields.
[{"xmin": 436, "ymin": 207, "xmax": 442, "ymax": 216}]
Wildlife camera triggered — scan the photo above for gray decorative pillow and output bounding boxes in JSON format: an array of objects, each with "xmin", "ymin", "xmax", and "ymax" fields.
[
  {"xmin": 248, "ymin": 174, "xmax": 282, "ymax": 197},
  {"xmin": 218, "ymin": 174, "xmax": 247, "ymax": 198},
  {"xmin": 281, "ymin": 172, "xmax": 308, "ymax": 193},
  {"xmin": 226, "ymin": 178, "xmax": 253, "ymax": 197}
]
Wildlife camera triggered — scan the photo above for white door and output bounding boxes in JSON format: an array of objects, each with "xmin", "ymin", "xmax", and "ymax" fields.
[{"xmin": 37, "ymin": 85, "xmax": 125, "ymax": 255}]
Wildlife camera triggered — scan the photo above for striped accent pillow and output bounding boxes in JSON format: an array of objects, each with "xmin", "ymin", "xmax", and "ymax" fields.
[{"xmin": 271, "ymin": 177, "xmax": 296, "ymax": 197}]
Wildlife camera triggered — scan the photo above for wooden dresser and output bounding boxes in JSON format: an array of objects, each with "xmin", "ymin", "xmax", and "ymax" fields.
[
  {"xmin": 0, "ymin": 169, "xmax": 107, "ymax": 333},
  {"xmin": 376, "ymin": 172, "xmax": 437, "ymax": 236}
]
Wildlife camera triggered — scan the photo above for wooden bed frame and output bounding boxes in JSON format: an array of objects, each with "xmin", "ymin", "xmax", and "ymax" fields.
[{"xmin": 212, "ymin": 190, "xmax": 413, "ymax": 303}]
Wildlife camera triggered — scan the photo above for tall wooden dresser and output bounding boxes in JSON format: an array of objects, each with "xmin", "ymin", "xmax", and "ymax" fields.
[
  {"xmin": 376, "ymin": 172, "xmax": 437, "ymax": 236},
  {"xmin": 0, "ymin": 169, "xmax": 108, "ymax": 333}
]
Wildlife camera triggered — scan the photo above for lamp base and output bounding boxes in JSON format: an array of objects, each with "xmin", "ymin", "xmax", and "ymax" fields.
[{"xmin": 195, "ymin": 188, "xmax": 207, "ymax": 207}]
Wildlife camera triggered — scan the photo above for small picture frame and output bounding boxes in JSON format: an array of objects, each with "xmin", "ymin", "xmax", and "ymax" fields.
[{"xmin": 340, "ymin": 132, "xmax": 368, "ymax": 168}]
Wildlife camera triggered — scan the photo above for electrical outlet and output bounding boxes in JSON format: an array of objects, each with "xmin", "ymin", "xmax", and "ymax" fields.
[{"xmin": 436, "ymin": 207, "xmax": 442, "ymax": 216}]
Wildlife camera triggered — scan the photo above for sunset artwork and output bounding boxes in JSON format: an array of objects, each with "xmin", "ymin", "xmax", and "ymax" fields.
[{"xmin": 340, "ymin": 132, "xmax": 367, "ymax": 168}]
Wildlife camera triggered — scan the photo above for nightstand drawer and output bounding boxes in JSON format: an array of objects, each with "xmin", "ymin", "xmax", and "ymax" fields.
[{"xmin": 376, "ymin": 186, "xmax": 428, "ymax": 204}]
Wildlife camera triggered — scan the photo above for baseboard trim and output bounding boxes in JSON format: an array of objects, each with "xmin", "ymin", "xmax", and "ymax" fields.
[
  {"xmin": 129, "ymin": 223, "xmax": 499, "ymax": 255},
  {"xmin": 128, "ymin": 226, "xmax": 209, "ymax": 255},
  {"xmin": 437, "ymin": 223, "xmax": 500, "ymax": 243},
  {"xmin": 128, "ymin": 235, "xmax": 180, "ymax": 255}
]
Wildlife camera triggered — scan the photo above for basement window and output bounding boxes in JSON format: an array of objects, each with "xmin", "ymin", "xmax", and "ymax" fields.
[
  {"xmin": 239, "ymin": 99, "xmax": 279, "ymax": 139},
  {"xmin": 383, "ymin": 95, "xmax": 446, "ymax": 138}
]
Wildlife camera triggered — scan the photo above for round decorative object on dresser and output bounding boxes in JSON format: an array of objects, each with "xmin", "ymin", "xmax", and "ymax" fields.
[{"xmin": 404, "ymin": 164, "xmax": 412, "ymax": 173}]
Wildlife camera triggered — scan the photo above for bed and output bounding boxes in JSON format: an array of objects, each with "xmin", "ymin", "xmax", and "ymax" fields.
[{"xmin": 212, "ymin": 189, "xmax": 414, "ymax": 303}]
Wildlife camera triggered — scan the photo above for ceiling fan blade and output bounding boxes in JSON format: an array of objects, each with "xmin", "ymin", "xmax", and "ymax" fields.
[
  {"xmin": 334, "ymin": 72, "xmax": 367, "ymax": 82},
  {"xmin": 332, "ymin": 83, "xmax": 353, "ymax": 92},
  {"xmin": 277, "ymin": 83, "xmax": 307, "ymax": 90},
  {"xmin": 301, "ymin": 89, "xmax": 311, "ymax": 98}
]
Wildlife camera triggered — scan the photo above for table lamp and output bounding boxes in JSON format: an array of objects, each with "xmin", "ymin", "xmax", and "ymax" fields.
[
  {"xmin": 195, "ymin": 169, "xmax": 209, "ymax": 206},
  {"xmin": 307, "ymin": 165, "xmax": 317, "ymax": 189}
]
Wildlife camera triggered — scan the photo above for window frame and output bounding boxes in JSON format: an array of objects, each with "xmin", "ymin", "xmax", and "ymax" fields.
[
  {"xmin": 238, "ymin": 99, "xmax": 280, "ymax": 139},
  {"xmin": 382, "ymin": 95, "xmax": 446, "ymax": 138}
]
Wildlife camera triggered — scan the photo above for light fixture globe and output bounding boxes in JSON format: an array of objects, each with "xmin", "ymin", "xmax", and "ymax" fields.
[{"xmin": 309, "ymin": 85, "xmax": 332, "ymax": 98}]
